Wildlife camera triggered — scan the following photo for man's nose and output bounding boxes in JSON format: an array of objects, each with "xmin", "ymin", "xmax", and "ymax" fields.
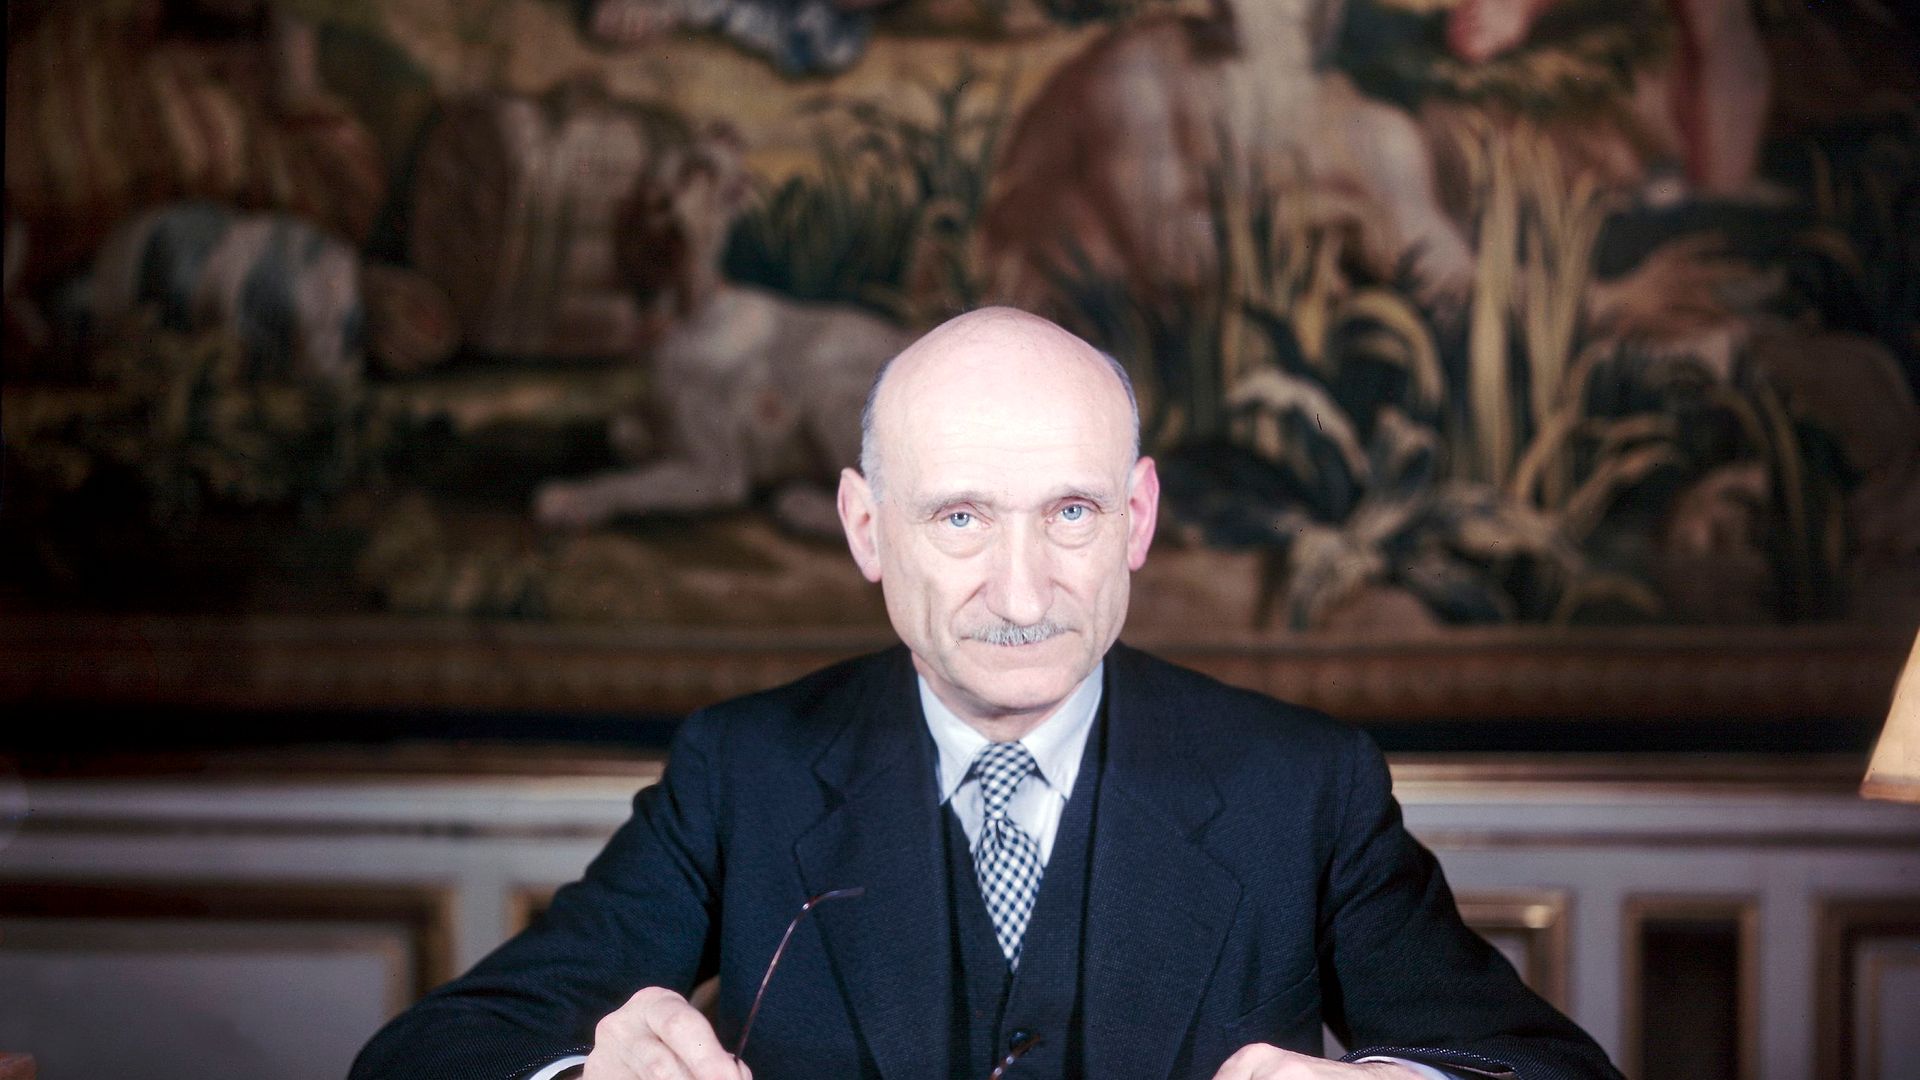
[{"xmin": 986, "ymin": 522, "xmax": 1054, "ymax": 626}]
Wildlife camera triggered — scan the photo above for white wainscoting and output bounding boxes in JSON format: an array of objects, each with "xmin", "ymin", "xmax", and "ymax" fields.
[{"xmin": 1, "ymin": 757, "xmax": 1915, "ymax": 1080}]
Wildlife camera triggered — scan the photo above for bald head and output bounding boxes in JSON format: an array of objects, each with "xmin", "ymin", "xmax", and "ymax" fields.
[
  {"xmin": 835, "ymin": 306, "xmax": 1161, "ymax": 735},
  {"xmin": 859, "ymin": 308, "xmax": 1139, "ymax": 499}
]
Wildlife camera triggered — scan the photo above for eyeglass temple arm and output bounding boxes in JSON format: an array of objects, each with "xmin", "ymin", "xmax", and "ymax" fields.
[{"xmin": 732, "ymin": 886, "xmax": 866, "ymax": 1061}]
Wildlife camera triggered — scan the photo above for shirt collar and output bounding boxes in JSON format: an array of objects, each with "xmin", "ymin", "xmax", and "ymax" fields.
[{"xmin": 922, "ymin": 662, "xmax": 1104, "ymax": 805}]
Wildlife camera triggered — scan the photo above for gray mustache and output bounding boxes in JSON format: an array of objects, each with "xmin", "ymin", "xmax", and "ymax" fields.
[{"xmin": 965, "ymin": 619, "xmax": 1070, "ymax": 646}]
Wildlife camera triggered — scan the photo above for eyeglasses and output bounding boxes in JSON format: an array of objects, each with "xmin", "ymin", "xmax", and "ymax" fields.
[
  {"xmin": 733, "ymin": 886, "xmax": 866, "ymax": 1060},
  {"xmin": 730, "ymin": 886, "xmax": 1044, "ymax": 1079}
]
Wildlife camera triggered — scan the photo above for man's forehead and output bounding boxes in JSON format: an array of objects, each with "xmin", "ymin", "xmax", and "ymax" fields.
[
  {"xmin": 890, "ymin": 424, "xmax": 1132, "ymax": 518},
  {"xmin": 891, "ymin": 385, "xmax": 1130, "ymax": 468}
]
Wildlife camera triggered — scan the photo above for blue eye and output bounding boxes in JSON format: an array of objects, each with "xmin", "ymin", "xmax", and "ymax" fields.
[
  {"xmin": 945, "ymin": 511, "xmax": 974, "ymax": 528},
  {"xmin": 1059, "ymin": 505, "xmax": 1087, "ymax": 522}
]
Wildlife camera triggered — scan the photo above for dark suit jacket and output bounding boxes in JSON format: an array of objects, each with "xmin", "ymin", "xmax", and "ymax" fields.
[{"xmin": 351, "ymin": 644, "xmax": 1621, "ymax": 1080}]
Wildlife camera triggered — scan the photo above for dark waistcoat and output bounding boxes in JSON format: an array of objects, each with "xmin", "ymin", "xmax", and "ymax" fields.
[{"xmin": 940, "ymin": 710, "xmax": 1106, "ymax": 1080}]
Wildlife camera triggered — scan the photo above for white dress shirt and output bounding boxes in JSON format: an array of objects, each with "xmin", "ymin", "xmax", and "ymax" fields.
[{"xmin": 922, "ymin": 664, "xmax": 1103, "ymax": 865}]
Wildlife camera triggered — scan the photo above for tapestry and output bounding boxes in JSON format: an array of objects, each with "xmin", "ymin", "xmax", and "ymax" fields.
[{"xmin": 5, "ymin": 0, "xmax": 1917, "ymax": 641}]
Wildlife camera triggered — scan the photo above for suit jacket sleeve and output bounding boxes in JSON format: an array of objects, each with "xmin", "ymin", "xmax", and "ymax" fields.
[
  {"xmin": 349, "ymin": 709, "xmax": 728, "ymax": 1080},
  {"xmin": 1322, "ymin": 727, "xmax": 1622, "ymax": 1080}
]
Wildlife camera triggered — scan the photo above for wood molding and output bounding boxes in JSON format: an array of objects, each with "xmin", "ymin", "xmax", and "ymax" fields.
[
  {"xmin": 1456, "ymin": 890, "xmax": 1570, "ymax": 1009},
  {"xmin": 1388, "ymin": 754, "xmax": 1869, "ymax": 796},
  {"xmin": 0, "ymin": 614, "xmax": 1907, "ymax": 721},
  {"xmin": 0, "ymin": 879, "xmax": 457, "ymax": 998},
  {"xmin": 1815, "ymin": 896, "xmax": 1920, "ymax": 1080},
  {"xmin": 1622, "ymin": 894, "xmax": 1760, "ymax": 1080},
  {"xmin": 5, "ymin": 743, "xmax": 671, "ymax": 780}
]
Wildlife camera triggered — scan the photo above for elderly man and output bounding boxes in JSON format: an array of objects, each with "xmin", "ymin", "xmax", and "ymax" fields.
[{"xmin": 352, "ymin": 308, "xmax": 1619, "ymax": 1080}]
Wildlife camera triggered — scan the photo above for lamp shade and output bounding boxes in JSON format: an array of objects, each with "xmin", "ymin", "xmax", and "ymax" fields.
[{"xmin": 1862, "ymin": 629, "xmax": 1920, "ymax": 802}]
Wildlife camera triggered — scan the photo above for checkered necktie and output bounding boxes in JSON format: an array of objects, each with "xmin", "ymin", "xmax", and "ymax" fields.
[{"xmin": 970, "ymin": 740, "xmax": 1043, "ymax": 970}]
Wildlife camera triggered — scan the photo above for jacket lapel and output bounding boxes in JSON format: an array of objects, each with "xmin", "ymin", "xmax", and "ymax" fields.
[
  {"xmin": 792, "ymin": 649, "xmax": 953, "ymax": 1080},
  {"xmin": 1085, "ymin": 645, "xmax": 1242, "ymax": 1080}
]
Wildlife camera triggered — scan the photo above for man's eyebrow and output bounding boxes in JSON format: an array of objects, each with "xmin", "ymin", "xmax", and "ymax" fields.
[
  {"xmin": 911, "ymin": 490, "xmax": 993, "ymax": 518},
  {"xmin": 1051, "ymin": 485, "xmax": 1120, "ymax": 509},
  {"xmin": 911, "ymin": 486, "xmax": 1119, "ymax": 518}
]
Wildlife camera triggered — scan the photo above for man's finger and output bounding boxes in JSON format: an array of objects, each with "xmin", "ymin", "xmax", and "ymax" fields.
[
  {"xmin": 664, "ymin": 1017, "xmax": 737, "ymax": 1080},
  {"xmin": 637, "ymin": 988, "xmax": 736, "ymax": 1080},
  {"xmin": 582, "ymin": 987, "xmax": 707, "ymax": 1080},
  {"xmin": 588, "ymin": 998, "xmax": 690, "ymax": 1080}
]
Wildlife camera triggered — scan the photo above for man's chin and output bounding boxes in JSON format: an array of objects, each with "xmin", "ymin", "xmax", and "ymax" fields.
[{"xmin": 950, "ymin": 638, "xmax": 1089, "ymax": 715}]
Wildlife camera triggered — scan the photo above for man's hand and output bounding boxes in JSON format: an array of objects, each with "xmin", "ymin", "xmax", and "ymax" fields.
[
  {"xmin": 582, "ymin": 986, "xmax": 748, "ymax": 1080},
  {"xmin": 1212, "ymin": 1044, "xmax": 1425, "ymax": 1079}
]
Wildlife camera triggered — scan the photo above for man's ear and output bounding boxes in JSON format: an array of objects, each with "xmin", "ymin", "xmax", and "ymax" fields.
[
  {"xmin": 1125, "ymin": 456, "xmax": 1159, "ymax": 571},
  {"xmin": 838, "ymin": 467, "xmax": 884, "ymax": 583}
]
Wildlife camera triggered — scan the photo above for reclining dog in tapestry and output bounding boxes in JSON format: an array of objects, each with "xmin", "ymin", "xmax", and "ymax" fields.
[{"xmin": 533, "ymin": 127, "xmax": 913, "ymax": 537}]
